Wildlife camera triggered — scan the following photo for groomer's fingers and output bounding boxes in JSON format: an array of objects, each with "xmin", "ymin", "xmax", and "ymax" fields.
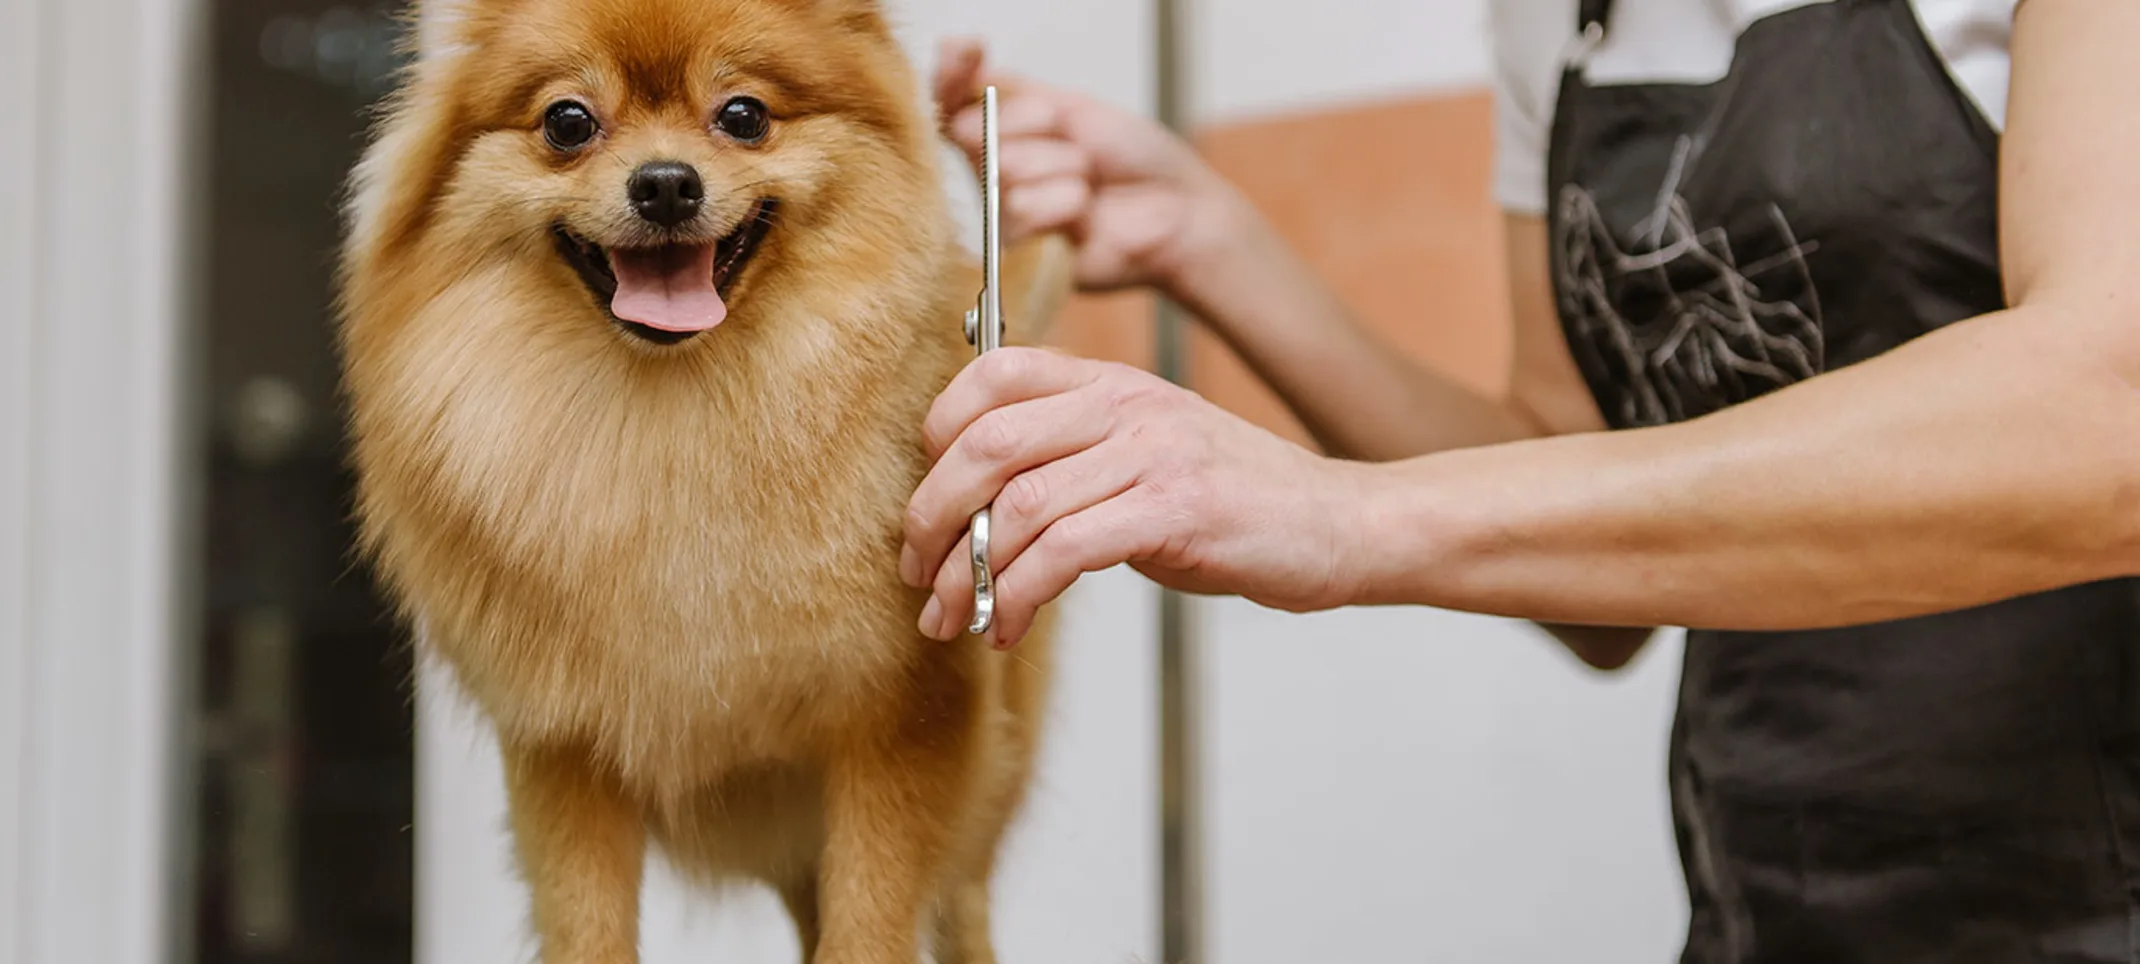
[
  {"xmin": 918, "ymin": 347, "xmax": 1105, "ymax": 460},
  {"xmin": 945, "ymin": 92, "xmax": 1067, "ymax": 162},
  {"xmin": 903, "ymin": 382, "xmax": 1118, "ymax": 593},
  {"xmin": 915, "ymin": 526, "xmax": 973, "ymax": 640},
  {"xmin": 921, "ymin": 527, "xmax": 976, "ymax": 640},
  {"xmin": 1004, "ymin": 176, "xmax": 1092, "ymax": 241},
  {"xmin": 984, "ymin": 493, "xmax": 1165, "ymax": 646},
  {"xmin": 987, "ymin": 438, "xmax": 1141, "ymax": 575},
  {"xmin": 932, "ymin": 37, "xmax": 987, "ymax": 124},
  {"xmin": 999, "ymin": 139, "xmax": 1092, "ymax": 184},
  {"xmin": 920, "ymin": 438, "xmax": 1140, "ymax": 637}
]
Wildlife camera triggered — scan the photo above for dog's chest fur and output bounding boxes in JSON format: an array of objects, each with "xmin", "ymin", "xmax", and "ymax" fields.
[{"xmin": 354, "ymin": 274, "xmax": 968, "ymax": 797}]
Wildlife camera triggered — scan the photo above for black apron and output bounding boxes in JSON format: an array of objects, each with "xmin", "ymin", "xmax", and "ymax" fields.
[{"xmin": 1543, "ymin": 1, "xmax": 2140, "ymax": 961}]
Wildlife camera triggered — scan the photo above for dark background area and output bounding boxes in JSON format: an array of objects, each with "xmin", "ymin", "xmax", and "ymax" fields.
[{"xmin": 192, "ymin": 3, "xmax": 414, "ymax": 963}]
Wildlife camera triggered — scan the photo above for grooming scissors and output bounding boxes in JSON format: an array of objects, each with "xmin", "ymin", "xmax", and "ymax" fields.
[{"xmin": 962, "ymin": 86, "xmax": 1004, "ymax": 636}]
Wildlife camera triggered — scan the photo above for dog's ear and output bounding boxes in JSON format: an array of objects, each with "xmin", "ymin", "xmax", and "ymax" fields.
[
  {"xmin": 791, "ymin": 0, "xmax": 890, "ymax": 31},
  {"xmin": 410, "ymin": 0, "xmax": 531, "ymax": 59},
  {"xmin": 410, "ymin": 0, "xmax": 523, "ymax": 60},
  {"xmin": 410, "ymin": 0, "xmax": 466, "ymax": 61}
]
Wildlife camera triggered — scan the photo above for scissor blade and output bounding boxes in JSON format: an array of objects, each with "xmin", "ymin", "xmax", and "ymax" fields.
[
  {"xmin": 978, "ymin": 85, "xmax": 1003, "ymax": 354},
  {"xmin": 968, "ymin": 85, "xmax": 1003, "ymax": 636}
]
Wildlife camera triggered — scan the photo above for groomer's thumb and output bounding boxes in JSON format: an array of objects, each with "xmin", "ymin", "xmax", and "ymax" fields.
[{"xmin": 932, "ymin": 37, "xmax": 987, "ymax": 125}]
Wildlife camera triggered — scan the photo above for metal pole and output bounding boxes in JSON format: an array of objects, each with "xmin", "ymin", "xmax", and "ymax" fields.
[{"xmin": 1152, "ymin": 0, "xmax": 1203, "ymax": 960}]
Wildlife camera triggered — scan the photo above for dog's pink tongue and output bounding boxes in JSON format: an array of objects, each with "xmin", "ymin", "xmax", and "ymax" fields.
[{"xmin": 609, "ymin": 244, "xmax": 727, "ymax": 332}]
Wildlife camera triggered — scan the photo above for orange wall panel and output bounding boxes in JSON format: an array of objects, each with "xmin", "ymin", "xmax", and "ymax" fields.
[
  {"xmin": 1044, "ymin": 90, "xmax": 1512, "ymax": 453},
  {"xmin": 1046, "ymin": 289, "xmax": 1156, "ymax": 372},
  {"xmin": 1194, "ymin": 90, "xmax": 1512, "ymax": 448}
]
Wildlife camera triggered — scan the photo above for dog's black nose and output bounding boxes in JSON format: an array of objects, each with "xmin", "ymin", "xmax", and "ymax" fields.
[{"xmin": 627, "ymin": 161, "xmax": 704, "ymax": 228}]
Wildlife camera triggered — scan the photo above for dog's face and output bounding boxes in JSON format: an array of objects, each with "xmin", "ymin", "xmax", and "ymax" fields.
[{"xmin": 388, "ymin": 0, "xmax": 947, "ymax": 349}]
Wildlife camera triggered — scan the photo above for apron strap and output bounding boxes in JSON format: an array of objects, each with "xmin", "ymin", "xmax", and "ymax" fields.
[{"xmin": 1565, "ymin": 0, "xmax": 1613, "ymax": 69}]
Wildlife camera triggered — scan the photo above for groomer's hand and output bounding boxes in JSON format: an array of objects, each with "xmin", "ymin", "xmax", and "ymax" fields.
[
  {"xmin": 900, "ymin": 347, "xmax": 1369, "ymax": 647},
  {"xmin": 932, "ymin": 38, "xmax": 1244, "ymax": 294}
]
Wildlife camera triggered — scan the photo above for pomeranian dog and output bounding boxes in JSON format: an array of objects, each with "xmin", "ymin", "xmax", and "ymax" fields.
[{"xmin": 333, "ymin": 1, "xmax": 1073, "ymax": 961}]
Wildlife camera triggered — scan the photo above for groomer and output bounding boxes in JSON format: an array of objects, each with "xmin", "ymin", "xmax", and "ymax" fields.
[{"xmin": 905, "ymin": 0, "xmax": 2140, "ymax": 957}]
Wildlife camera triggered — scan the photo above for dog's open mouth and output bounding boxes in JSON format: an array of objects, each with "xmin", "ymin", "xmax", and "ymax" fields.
[{"xmin": 552, "ymin": 198, "xmax": 778, "ymax": 345}]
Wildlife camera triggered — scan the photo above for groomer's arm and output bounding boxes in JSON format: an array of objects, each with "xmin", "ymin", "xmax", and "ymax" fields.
[
  {"xmin": 935, "ymin": 40, "xmax": 1542, "ymax": 462},
  {"xmin": 932, "ymin": 42, "xmax": 1655, "ymax": 664},
  {"xmin": 1495, "ymin": 214, "xmax": 1658, "ymax": 667},
  {"xmin": 1172, "ymin": 202, "xmax": 1654, "ymax": 664},
  {"xmin": 1355, "ymin": 0, "xmax": 2140, "ymax": 630},
  {"xmin": 1159, "ymin": 191, "xmax": 1540, "ymax": 460},
  {"xmin": 904, "ymin": 0, "xmax": 2139, "ymax": 645}
]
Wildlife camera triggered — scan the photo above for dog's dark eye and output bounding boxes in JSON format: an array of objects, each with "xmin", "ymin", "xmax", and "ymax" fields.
[
  {"xmin": 543, "ymin": 101, "xmax": 600, "ymax": 151},
  {"xmin": 714, "ymin": 97, "xmax": 771, "ymax": 143}
]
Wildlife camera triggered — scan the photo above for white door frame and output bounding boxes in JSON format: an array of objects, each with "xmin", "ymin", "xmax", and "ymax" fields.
[{"xmin": 0, "ymin": 0, "xmax": 206, "ymax": 961}]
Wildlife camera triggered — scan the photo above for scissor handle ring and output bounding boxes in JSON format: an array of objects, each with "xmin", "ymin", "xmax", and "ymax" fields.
[{"xmin": 968, "ymin": 507, "xmax": 995, "ymax": 635}]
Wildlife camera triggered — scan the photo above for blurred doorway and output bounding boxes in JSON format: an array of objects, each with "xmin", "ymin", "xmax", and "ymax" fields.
[{"xmin": 190, "ymin": 2, "xmax": 413, "ymax": 962}]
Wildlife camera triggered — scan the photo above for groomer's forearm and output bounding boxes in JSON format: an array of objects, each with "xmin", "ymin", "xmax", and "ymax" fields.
[
  {"xmin": 1351, "ymin": 304, "xmax": 2140, "ymax": 631},
  {"xmin": 1165, "ymin": 195, "xmax": 1538, "ymax": 462}
]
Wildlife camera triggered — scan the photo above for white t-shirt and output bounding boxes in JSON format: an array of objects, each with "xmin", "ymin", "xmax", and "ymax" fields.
[{"xmin": 1490, "ymin": 0, "xmax": 2021, "ymax": 216}]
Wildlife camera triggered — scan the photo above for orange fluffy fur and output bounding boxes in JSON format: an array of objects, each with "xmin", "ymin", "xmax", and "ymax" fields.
[{"xmin": 333, "ymin": 2, "xmax": 1073, "ymax": 962}]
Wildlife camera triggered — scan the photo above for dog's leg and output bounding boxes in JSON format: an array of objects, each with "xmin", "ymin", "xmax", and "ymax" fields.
[
  {"xmin": 503, "ymin": 742, "xmax": 646, "ymax": 964},
  {"xmin": 815, "ymin": 747, "xmax": 965, "ymax": 964},
  {"xmin": 814, "ymin": 697, "xmax": 979, "ymax": 964},
  {"xmin": 928, "ymin": 629, "xmax": 1053, "ymax": 964},
  {"xmin": 779, "ymin": 876, "xmax": 823, "ymax": 962},
  {"xmin": 927, "ymin": 882, "xmax": 996, "ymax": 964}
]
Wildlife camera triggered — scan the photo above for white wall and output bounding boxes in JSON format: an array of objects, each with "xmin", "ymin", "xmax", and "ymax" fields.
[
  {"xmin": 0, "ymin": 1, "xmax": 203, "ymax": 963},
  {"xmin": 1192, "ymin": 2, "xmax": 1687, "ymax": 961},
  {"xmin": 1193, "ymin": 0, "xmax": 1496, "ymax": 126},
  {"xmin": 1202, "ymin": 606, "xmax": 1686, "ymax": 963},
  {"xmin": 0, "ymin": 3, "xmax": 36, "ymax": 956}
]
